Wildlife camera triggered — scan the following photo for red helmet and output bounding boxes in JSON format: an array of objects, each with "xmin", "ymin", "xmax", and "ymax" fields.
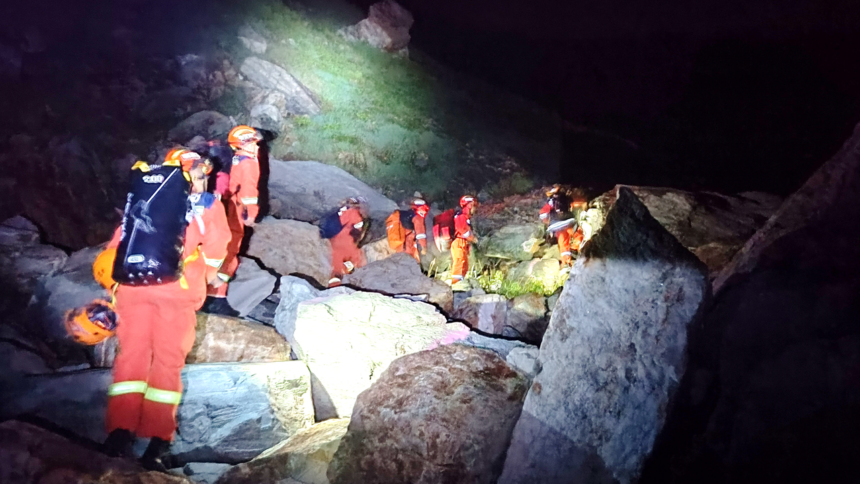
[
  {"xmin": 228, "ymin": 125, "xmax": 261, "ymax": 148},
  {"xmin": 459, "ymin": 195, "xmax": 476, "ymax": 208},
  {"xmin": 411, "ymin": 198, "xmax": 429, "ymax": 217}
]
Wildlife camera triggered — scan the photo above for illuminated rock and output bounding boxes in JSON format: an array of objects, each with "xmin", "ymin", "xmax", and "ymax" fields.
[
  {"xmin": 361, "ymin": 237, "xmax": 396, "ymax": 264},
  {"xmin": 238, "ymin": 25, "xmax": 267, "ymax": 54},
  {"xmin": 240, "ymin": 57, "xmax": 320, "ymax": 116},
  {"xmin": 246, "ymin": 217, "xmax": 332, "ymax": 286},
  {"xmin": 452, "ymin": 293, "xmax": 507, "ymax": 334},
  {"xmin": 217, "ymin": 418, "xmax": 349, "ymax": 484},
  {"xmin": 503, "ymin": 293, "xmax": 548, "ymax": 344},
  {"xmin": 338, "ymin": 0, "xmax": 414, "ymax": 53},
  {"xmin": 277, "ymin": 291, "xmax": 468, "ymax": 419},
  {"xmin": 327, "ymin": 345, "xmax": 528, "ymax": 484},
  {"xmin": 225, "ymin": 256, "xmax": 277, "ymax": 317},
  {"xmin": 342, "ymin": 252, "xmax": 453, "ymax": 312},
  {"xmin": 167, "ymin": 110, "xmax": 232, "ymax": 144},
  {"xmin": 186, "ymin": 313, "xmax": 290, "ymax": 364},
  {"xmin": 480, "ymin": 223, "xmax": 545, "ymax": 261},
  {"xmin": 499, "ymin": 187, "xmax": 708, "ymax": 484}
]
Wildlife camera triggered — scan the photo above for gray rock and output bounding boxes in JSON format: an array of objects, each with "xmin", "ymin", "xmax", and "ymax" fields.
[
  {"xmin": 167, "ymin": 111, "xmax": 233, "ymax": 144},
  {"xmin": 238, "ymin": 25, "xmax": 267, "ymax": 54},
  {"xmin": 452, "ymin": 293, "xmax": 508, "ymax": 334},
  {"xmin": 327, "ymin": 345, "xmax": 528, "ymax": 484},
  {"xmin": 246, "ymin": 217, "xmax": 332, "ymax": 286},
  {"xmin": 507, "ymin": 258, "xmax": 561, "ymax": 288},
  {"xmin": 187, "ymin": 313, "xmax": 290, "ymax": 364},
  {"xmin": 499, "ymin": 187, "xmax": 709, "ymax": 484},
  {"xmin": 0, "ymin": 361, "xmax": 315, "ymax": 465},
  {"xmin": 267, "ymin": 160, "xmax": 397, "ymax": 227},
  {"xmin": 362, "ymin": 238, "xmax": 396, "ymax": 264},
  {"xmin": 506, "ymin": 346, "xmax": 541, "ymax": 380},
  {"xmin": 342, "ymin": 252, "xmax": 453, "ymax": 312},
  {"xmin": 240, "ymin": 57, "xmax": 320, "ymax": 116},
  {"xmin": 481, "ymin": 223, "xmax": 545, "ymax": 261},
  {"xmin": 0, "ymin": 216, "xmax": 68, "ymax": 312},
  {"xmin": 338, "ymin": 0, "xmax": 414, "ymax": 52},
  {"xmin": 453, "ymin": 330, "xmax": 533, "ymax": 361},
  {"xmin": 183, "ymin": 463, "xmax": 233, "ymax": 484},
  {"xmin": 226, "ymin": 257, "xmax": 277, "ymax": 317},
  {"xmin": 249, "ymin": 103, "xmax": 282, "ymax": 134},
  {"xmin": 504, "ymin": 293, "xmax": 548, "ymax": 344},
  {"xmin": 245, "ymin": 294, "xmax": 281, "ymax": 326},
  {"xmin": 276, "ymin": 291, "xmax": 468, "ymax": 419}
]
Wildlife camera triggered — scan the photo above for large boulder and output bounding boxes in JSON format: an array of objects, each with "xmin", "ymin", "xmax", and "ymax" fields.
[
  {"xmin": 217, "ymin": 418, "xmax": 350, "ymax": 484},
  {"xmin": 643, "ymin": 124, "xmax": 860, "ymax": 483},
  {"xmin": 338, "ymin": 0, "xmax": 414, "ymax": 53},
  {"xmin": 167, "ymin": 111, "xmax": 233, "ymax": 144},
  {"xmin": 275, "ymin": 291, "xmax": 468, "ymax": 419},
  {"xmin": 0, "ymin": 216, "xmax": 67, "ymax": 312},
  {"xmin": 0, "ymin": 361, "xmax": 315, "ymax": 465},
  {"xmin": 452, "ymin": 293, "xmax": 508, "ymax": 334},
  {"xmin": 238, "ymin": 25, "xmax": 267, "ymax": 54},
  {"xmin": 246, "ymin": 217, "xmax": 332, "ymax": 286},
  {"xmin": 239, "ymin": 57, "xmax": 320, "ymax": 116},
  {"xmin": 591, "ymin": 186, "xmax": 782, "ymax": 273},
  {"xmin": 225, "ymin": 256, "xmax": 277, "ymax": 317},
  {"xmin": 342, "ymin": 252, "xmax": 453, "ymax": 312},
  {"xmin": 186, "ymin": 313, "xmax": 290, "ymax": 364},
  {"xmin": 362, "ymin": 237, "xmax": 396, "ymax": 264},
  {"xmin": 272, "ymin": 276, "xmax": 355, "ymax": 339},
  {"xmin": 267, "ymin": 160, "xmax": 397, "ymax": 228},
  {"xmin": 0, "ymin": 420, "xmax": 191, "ymax": 484},
  {"xmin": 507, "ymin": 258, "xmax": 561, "ymax": 289},
  {"xmin": 480, "ymin": 223, "xmax": 545, "ymax": 261},
  {"xmin": 499, "ymin": 187, "xmax": 709, "ymax": 484},
  {"xmin": 327, "ymin": 345, "xmax": 529, "ymax": 484},
  {"xmin": 504, "ymin": 293, "xmax": 549, "ymax": 344}
]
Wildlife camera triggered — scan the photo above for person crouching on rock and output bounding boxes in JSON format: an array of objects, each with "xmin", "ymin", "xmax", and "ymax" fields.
[
  {"xmin": 327, "ymin": 197, "xmax": 369, "ymax": 287},
  {"xmin": 540, "ymin": 185, "xmax": 586, "ymax": 272},
  {"xmin": 385, "ymin": 196, "xmax": 430, "ymax": 263},
  {"xmin": 101, "ymin": 149, "xmax": 230, "ymax": 471},
  {"xmin": 450, "ymin": 195, "xmax": 478, "ymax": 286}
]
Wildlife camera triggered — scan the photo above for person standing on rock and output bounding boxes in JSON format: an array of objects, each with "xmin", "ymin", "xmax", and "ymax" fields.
[
  {"xmin": 101, "ymin": 149, "xmax": 230, "ymax": 471},
  {"xmin": 327, "ymin": 197, "xmax": 369, "ymax": 287},
  {"xmin": 540, "ymin": 185, "xmax": 586, "ymax": 272},
  {"xmin": 203, "ymin": 125, "xmax": 263, "ymax": 316},
  {"xmin": 385, "ymin": 196, "xmax": 430, "ymax": 263},
  {"xmin": 449, "ymin": 195, "xmax": 478, "ymax": 286}
]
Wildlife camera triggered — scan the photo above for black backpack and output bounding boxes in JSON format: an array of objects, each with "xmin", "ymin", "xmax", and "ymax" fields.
[
  {"xmin": 113, "ymin": 161, "xmax": 190, "ymax": 286},
  {"xmin": 398, "ymin": 210, "xmax": 415, "ymax": 231},
  {"xmin": 319, "ymin": 210, "xmax": 344, "ymax": 239}
]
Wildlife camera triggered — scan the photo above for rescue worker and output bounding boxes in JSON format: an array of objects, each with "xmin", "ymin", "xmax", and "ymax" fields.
[
  {"xmin": 328, "ymin": 197, "xmax": 369, "ymax": 287},
  {"xmin": 203, "ymin": 125, "xmax": 262, "ymax": 315},
  {"xmin": 450, "ymin": 195, "xmax": 477, "ymax": 286},
  {"xmin": 102, "ymin": 150, "xmax": 231, "ymax": 471},
  {"xmin": 540, "ymin": 185, "xmax": 587, "ymax": 270},
  {"xmin": 386, "ymin": 197, "xmax": 430, "ymax": 263}
]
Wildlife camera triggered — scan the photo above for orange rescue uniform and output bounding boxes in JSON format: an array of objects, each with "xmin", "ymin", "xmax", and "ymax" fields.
[
  {"xmin": 329, "ymin": 206, "xmax": 367, "ymax": 286},
  {"xmin": 106, "ymin": 195, "xmax": 230, "ymax": 441},
  {"xmin": 388, "ymin": 210, "xmax": 427, "ymax": 262},
  {"xmin": 208, "ymin": 150, "xmax": 259, "ymax": 297},
  {"xmin": 450, "ymin": 207, "xmax": 476, "ymax": 283},
  {"xmin": 540, "ymin": 202, "xmax": 583, "ymax": 266}
]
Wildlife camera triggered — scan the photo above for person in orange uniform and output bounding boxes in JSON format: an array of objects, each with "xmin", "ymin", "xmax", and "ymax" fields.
[
  {"xmin": 328, "ymin": 197, "xmax": 369, "ymax": 287},
  {"xmin": 540, "ymin": 185, "xmax": 586, "ymax": 269},
  {"xmin": 387, "ymin": 197, "xmax": 430, "ymax": 263},
  {"xmin": 102, "ymin": 150, "xmax": 230, "ymax": 471},
  {"xmin": 450, "ymin": 195, "xmax": 477, "ymax": 285},
  {"xmin": 204, "ymin": 125, "xmax": 262, "ymax": 316}
]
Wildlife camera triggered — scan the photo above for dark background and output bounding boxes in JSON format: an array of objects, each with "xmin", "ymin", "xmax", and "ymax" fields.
[{"xmin": 353, "ymin": 0, "xmax": 860, "ymax": 195}]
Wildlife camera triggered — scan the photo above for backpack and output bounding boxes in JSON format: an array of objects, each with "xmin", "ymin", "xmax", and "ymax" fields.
[
  {"xmin": 386, "ymin": 210, "xmax": 416, "ymax": 250},
  {"xmin": 319, "ymin": 210, "xmax": 344, "ymax": 239},
  {"xmin": 432, "ymin": 209, "xmax": 456, "ymax": 252},
  {"xmin": 113, "ymin": 161, "xmax": 190, "ymax": 286}
]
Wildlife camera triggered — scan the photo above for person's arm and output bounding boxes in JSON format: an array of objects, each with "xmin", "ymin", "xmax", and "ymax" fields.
[
  {"xmin": 235, "ymin": 155, "xmax": 261, "ymax": 224},
  {"xmin": 414, "ymin": 214, "xmax": 428, "ymax": 252},
  {"xmin": 201, "ymin": 201, "xmax": 231, "ymax": 284},
  {"xmin": 539, "ymin": 203, "xmax": 552, "ymax": 225}
]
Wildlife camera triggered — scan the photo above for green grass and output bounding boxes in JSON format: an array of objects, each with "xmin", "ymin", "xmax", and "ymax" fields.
[{"xmin": 472, "ymin": 258, "xmax": 564, "ymax": 298}]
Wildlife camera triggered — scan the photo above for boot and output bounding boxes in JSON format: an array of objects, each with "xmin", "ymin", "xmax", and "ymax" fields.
[
  {"xmin": 103, "ymin": 428, "xmax": 136, "ymax": 458},
  {"xmin": 201, "ymin": 296, "xmax": 239, "ymax": 317},
  {"xmin": 140, "ymin": 437, "xmax": 173, "ymax": 473}
]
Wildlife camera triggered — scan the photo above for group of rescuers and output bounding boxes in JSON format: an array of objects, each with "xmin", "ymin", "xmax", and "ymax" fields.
[{"xmin": 64, "ymin": 125, "xmax": 588, "ymax": 471}]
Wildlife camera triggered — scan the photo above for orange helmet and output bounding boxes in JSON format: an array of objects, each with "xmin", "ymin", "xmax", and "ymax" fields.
[
  {"xmin": 546, "ymin": 184, "xmax": 561, "ymax": 197},
  {"xmin": 93, "ymin": 248, "xmax": 117, "ymax": 289},
  {"xmin": 459, "ymin": 195, "xmax": 476, "ymax": 208},
  {"xmin": 64, "ymin": 300, "xmax": 118, "ymax": 346},
  {"xmin": 411, "ymin": 198, "xmax": 429, "ymax": 217},
  {"xmin": 228, "ymin": 125, "xmax": 262, "ymax": 149},
  {"xmin": 164, "ymin": 148, "xmax": 204, "ymax": 172}
]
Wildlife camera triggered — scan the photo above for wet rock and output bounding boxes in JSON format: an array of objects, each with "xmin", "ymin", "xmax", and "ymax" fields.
[
  {"xmin": 342, "ymin": 252, "xmax": 453, "ymax": 312},
  {"xmin": 267, "ymin": 160, "xmax": 397, "ymax": 229},
  {"xmin": 481, "ymin": 223, "xmax": 545, "ymax": 261},
  {"xmin": 186, "ymin": 313, "xmax": 290, "ymax": 364},
  {"xmin": 338, "ymin": 0, "xmax": 414, "ymax": 53},
  {"xmin": 499, "ymin": 187, "xmax": 708, "ymax": 484},
  {"xmin": 225, "ymin": 256, "xmax": 277, "ymax": 317},
  {"xmin": 238, "ymin": 25, "xmax": 267, "ymax": 54},
  {"xmin": 504, "ymin": 293, "xmax": 548, "ymax": 344},
  {"xmin": 275, "ymin": 291, "xmax": 468, "ymax": 419},
  {"xmin": 246, "ymin": 217, "xmax": 332, "ymax": 286},
  {"xmin": 452, "ymin": 293, "xmax": 508, "ymax": 334},
  {"xmin": 240, "ymin": 57, "xmax": 320, "ymax": 116},
  {"xmin": 218, "ymin": 418, "xmax": 350, "ymax": 484},
  {"xmin": 1, "ymin": 361, "xmax": 315, "ymax": 465},
  {"xmin": 328, "ymin": 345, "xmax": 528, "ymax": 484},
  {"xmin": 0, "ymin": 420, "xmax": 191, "ymax": 483},
  {"xmin": 167, "ymin": 111, "xmax": 233, "ymax": 144}
]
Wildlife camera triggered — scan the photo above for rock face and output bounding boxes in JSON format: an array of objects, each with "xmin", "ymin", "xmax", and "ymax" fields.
[
  {"xmin": 187, "ymin": 313, "xmax": 290, "ymax": 364},
  {"xmin": 342, "ymin": 253, "xmax": 453, "ymax": 312},
  {"xmin": 452, "ymin": 293, "xmax": 508, "ymax": 334},
  {"xmin": 238, "ymin": 25, "xmax": 267, "ymax": 54},
  {"xmin": 276, "ymin": 291, "xmax": 468, "ymax": 419},
  {"xmin": 499, "ymin": 187, "xmax": 708, "ymax": 484},
  {"xmin": 247, "ymin": 217, "xmax": 332, "ymax": 286},
  {"xmin": 591, "ymin": 186, "xmax": 782, "ymax": 273},
  {"xmin": 362, "ymin": 237, "xmax": 396, "ymax": 264},
  {"xmin": 167, "ymin": 110, "xmax": 233, "ymax": 143},
  {"xmin": 642, "ymin": 124, "xmax": 860, "ymax": 483},
  {"xmin": 267, "ymin": 160, "xmax": 397, "ymax": 227},
  {"xmin": 0, "ymin": 361, "xmax": 315, "ymax": 465},
  {"xmin": 0, "ymin": 420, "xmax": 191, "ymax": 484},
  {"xmin": 504, "ymin": 293, "xmax": 549, "ymax": 344},
  {"xmin": 217, "ymin": 418, "xmax": 350, "ymax": 484},
  {"xmin": 225, "ymin": 256, "xmax": 277, "ymax": 317},
  {"xmin": 328, "ymin": 345, "xmax": 529, "ymax": 484},
  {"xmin": 0, "ymin": 216, "xmax": 67, "ymax": 312},
  {"xmin": 240, "ymin": 57, "xmax": 320, "ymax": 116},
  {"xmin": 339, "ymin": 0, "xmax": 414, "ymax": 53},
  {"xmin": 481, "ymin": 223, "xmax": 544, "ymax": 261}
]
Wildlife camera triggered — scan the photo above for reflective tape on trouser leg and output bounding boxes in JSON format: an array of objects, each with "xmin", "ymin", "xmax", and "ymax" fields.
[
  {"xmin": 108, "ymin": 381, "xmax": 148, "ymax": 397},
  {"xmin": 144, "ymin": 387, "xmax": 183, "ymax": 405}
]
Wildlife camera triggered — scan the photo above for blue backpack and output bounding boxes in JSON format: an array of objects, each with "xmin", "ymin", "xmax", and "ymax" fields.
[{"xmin": 319, "ymin": 210, "xmax": 344, "ymax": 239}]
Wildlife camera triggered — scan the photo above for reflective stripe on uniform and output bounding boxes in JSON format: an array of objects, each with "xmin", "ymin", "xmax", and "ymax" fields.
[
  {"xmin": 217, "ymin": 273, "xmax": 231, "ymax": 282},
  {"xmin": 353, "ymin": 221, "xmax": 364, "ymax": 229},
  {"xmin": 415, "ymin": 234, "xmax": 427, "ymax": 240},
  {"xmin": 539, "ymin": 213, "xmax": 548, "ymax": 219},
  {"xmin": 461, "ymin": 231, "xmax": 471, "ymax": 238},
  {"xmin": 560, "ymin": 251, "xmax": 572, "ymax": 257},
  {"xmin": 204, "ymin": 256, "xmax": 224, "ymax": 268},
  {"xmin": 451, "ymin": 275, "xmax": 464, "ymax": 281},
  {"xmin": 108, "ymin": 380, "xmax": 148, "ymax": 397},
  {"xmin": 144, "ymin": 387, "xmax": 183, "ymax": 405},
  {"xmin": 241, "ymin": 197, "xmax": 258, "ymax": 205},
  {"xmin": 328, "ymin": 277, "xmax": 341, "ymax": 285}
]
